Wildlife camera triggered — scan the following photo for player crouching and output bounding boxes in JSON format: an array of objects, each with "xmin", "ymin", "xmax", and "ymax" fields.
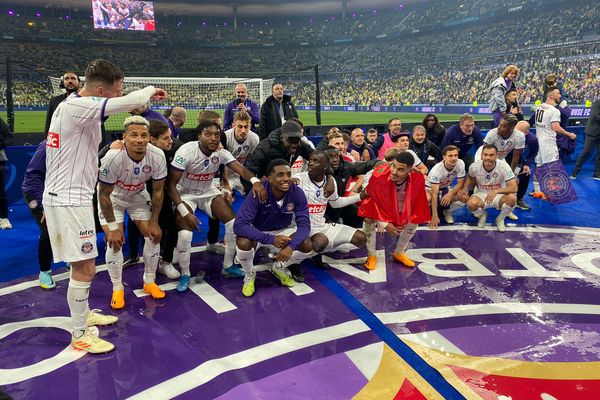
[
  {"xmin": 358, "ymin": 152, "xmax": 431, "ymax": 270},
  {"xmin": 233, "ymin": 159, "xmax": 312, "ymax": 297},
  {"xmin": 460, "ymin": 144, "xmax": 517, "ymax": 232},
  {"xmin": 295, "ymin": 151, "xmax": 368, "ymax": 269},
  {"xmin": 98, "ymin": 116, "xmax": 168, "ymax": 309}
]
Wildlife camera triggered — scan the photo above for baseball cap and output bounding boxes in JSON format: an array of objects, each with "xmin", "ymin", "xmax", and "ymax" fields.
[{"xmin": 281, "ymin": 120, "xmax": 303, "ymax": 138}]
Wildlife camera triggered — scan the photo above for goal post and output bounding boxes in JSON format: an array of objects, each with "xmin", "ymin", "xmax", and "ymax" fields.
[{"xmin": 48, "ymin": 76, "xmax": 274, "ymax": 131}]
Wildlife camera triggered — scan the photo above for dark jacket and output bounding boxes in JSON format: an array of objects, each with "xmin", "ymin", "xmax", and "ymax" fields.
[
  {"xmin": 585, "ymin": 99, "xmax": 600, "ymax": 138},
  {"xmin": 44, "ymin": 94, "xmax": 68, "ymax": 134},
  {"xmin": 425, "ymin": 125, "xmax": 446, "ymax": 147},
  {"xmin": 0, "ymin": 117, "xmax": 14, "ymax": 162},
  {"xmin": 332, "ymin": 159, "xmax": 379, "ymax": 196},
  {"xmin": 245, "ymin": 127, "xmax": 314, "ymax": 181},
  {"xmin": 409, "ymin": 138, "xmax": 441, "ymax": 168},
  {"xmin": 259, "ymin": 94, "xmax": 298, "ymax": 140}
]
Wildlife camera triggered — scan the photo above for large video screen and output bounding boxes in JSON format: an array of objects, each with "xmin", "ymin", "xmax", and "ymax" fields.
[{"xmin": 92, "ymin": 0, "xmax": 155, "ymax": 31}]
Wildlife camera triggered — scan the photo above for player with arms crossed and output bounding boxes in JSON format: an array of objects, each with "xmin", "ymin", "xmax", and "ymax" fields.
[
  {"xmin": 98, "ymin": 116, "xmax": 168, "ymax": 310},
  {"xmin": 168, "ymin": 120, "xmax": 267, "ymax": 292},
  {"xmin": 460, "ymin": 144, "xmax": 517, "ymax": 232},
  {"xmin": 427, "ymin": 145, "xmax": 467, "ymax": 228},
  {"xmin": 43, "ymin": 59, "xmax": 167, "ymax": 353}
]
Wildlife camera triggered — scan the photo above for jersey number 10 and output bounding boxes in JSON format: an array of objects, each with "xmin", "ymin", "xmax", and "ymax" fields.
[{"xmin": 535, "ymin": 109, "xmax": 545, "ymax": 123}]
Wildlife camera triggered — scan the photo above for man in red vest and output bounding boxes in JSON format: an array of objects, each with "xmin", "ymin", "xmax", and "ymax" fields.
[{"xmin": 358, "ymin": 151, "xmax": 431, "ymax": 270}]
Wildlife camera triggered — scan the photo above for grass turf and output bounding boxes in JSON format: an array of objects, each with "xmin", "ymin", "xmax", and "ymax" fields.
[{"xmin": 1, "ymin": 110, "xmax": 490, "ymax": 134}]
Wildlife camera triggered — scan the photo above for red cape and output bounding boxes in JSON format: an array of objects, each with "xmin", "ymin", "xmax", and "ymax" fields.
[{"xmin": 358, "ymin": 164, "xmax": 430, "ymax": 227}]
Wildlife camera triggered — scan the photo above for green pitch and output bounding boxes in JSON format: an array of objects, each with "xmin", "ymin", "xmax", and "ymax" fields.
[{"xmin": 1, "ymin": 110, "xmax": 490, "ymax": 134}]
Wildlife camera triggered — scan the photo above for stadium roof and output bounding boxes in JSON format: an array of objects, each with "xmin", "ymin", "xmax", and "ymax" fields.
[{"xmin": 9, "ymin": 0, "xmax": 412, "ymax": 16}]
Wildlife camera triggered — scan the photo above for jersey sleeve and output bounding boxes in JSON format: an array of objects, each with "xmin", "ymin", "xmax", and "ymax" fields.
[
  {"xmin": 483, "ymin": 130, "xmax": 495, "ymax": 145},
  {"xmin": 152, "ymin": 150, "xmax": 168, "ymax": 180},
  {"xmin": 171, "ymin": 145, "xmax": 190, "ymax": 171},
  {"xmin": 514, "ymin": 131, "xmax": 526, "ymax": 150},
  {"xmin": 219, "ymin": 149, "xmax": 236, "ymax": 165},
  {"xmin": 550, "ymin": 107, "xmax": 561, "ymax": 123},
  {"xmin": 456, "ymin": 159, "xmax": 466, "ymax": 179},
  {"xmin": 428, "ymin": 165, "xmax": 441, "ymax": 184},
  {"xmin": 69, "ymin": 96, "xmax": 109, "ymax": 127},
  {"xmin": 502, "ymin": 162, "xmax": 516, "ymax": 182},
  {"xmin": 98, "ymin": 149, "xmax": 120, "ymax": 185}
]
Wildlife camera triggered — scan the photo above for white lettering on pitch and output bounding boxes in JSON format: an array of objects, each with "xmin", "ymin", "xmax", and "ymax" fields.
[
  {"xmin": 571, "ymin": 252, "xmax": 600, "ymax": 277},
  {"xmin": 500, "ymin": 248, "xmax": 584, "ymax": 279},
  {"xmin": 407, "ymin": 248, "xmax": 495, "ymax": 278},
  {"xmin": 323, "ymin": 249, "xmax": 388, "ymax": 283}
]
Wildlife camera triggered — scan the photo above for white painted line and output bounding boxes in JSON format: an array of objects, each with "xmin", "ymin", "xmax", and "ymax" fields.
[
  {"xmin": 189, "ymin": 281, "xmax": 237, "ymax": 313},
  {"xmin": 133, "ymin": 282, "xmax": 178, "ymax": 297},
  {"xmin": 288, "ymin": 283, "xmax": 315, "ymax": 296}
]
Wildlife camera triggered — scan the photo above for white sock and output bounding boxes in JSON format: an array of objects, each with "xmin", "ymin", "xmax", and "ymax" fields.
[
  {"xmin": 498, "ymin": 203, "xmax": 514, "ymax": 220},
  {"xmin": 363, "ymin": 222, "xmax": 376, "ymax": 256},
  {"xmin": 223, "ymin": 219, "xmax": 236, "ymax": 268},
  {"xmin": 177, "ymin": 230, "xmax": 193, "ymax": 277},
  {"xmin": 236, "ymin": 246, "xmax": 255, "ymax": 281},
  {"xmin": 68, "ymin": 278, "xmax": 91, "ymax": 336},
  {"xmin": 472, "ymin": 208, "xmax": 484, "ymax": 217},
  {"xmin": 105, "ymin": 248, "xmax": 124, "ymax": 291},
  {"xmin": 395, "ymin": 223, "xmax": 417, "ymax": 254},
  {"xmin": 533, "ymin": 181, "xmax": 540, "ymax": 192},
  {"xmin": 282, "ymin": 250, "xmax": 311, "ymax": 268},
  {"xmin": 143, "ymin": 237, "xmax": 160, "ymax": 284}
]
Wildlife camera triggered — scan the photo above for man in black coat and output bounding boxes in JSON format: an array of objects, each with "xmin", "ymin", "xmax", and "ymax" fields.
[
  {"xmin": 258, "ymin": 83, "xmax": 298, "ymax": 140},
  {"xmin": 44, "ymin": 71, "xmax": 80, "ymax": 134},
  {"xmin": 572, "ymin": 99, "xmax": 600, "ymax": 180}
]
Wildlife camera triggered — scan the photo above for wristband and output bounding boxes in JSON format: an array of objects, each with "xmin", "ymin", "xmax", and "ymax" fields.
[
  {"xmin": 250, "ymin": 177, "xmax": 260, "ymax": 185},
  {"xmin": 177, "ymin": 203, "xmax": 190, "ymax": 217},
  {"xmin": 107, "ymin": 222, "xmax": 119, "ymax": 232}
]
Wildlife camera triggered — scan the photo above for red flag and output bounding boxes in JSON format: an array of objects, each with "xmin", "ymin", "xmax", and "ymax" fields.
[{"xmin": 358, "ymin": 164, "xmax": 430, "ymax": 227}]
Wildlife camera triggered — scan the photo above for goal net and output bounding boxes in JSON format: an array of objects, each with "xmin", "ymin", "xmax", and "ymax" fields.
[{"xmin": 49, "ymin": 76, "xmax": 274, "ymax": 131}]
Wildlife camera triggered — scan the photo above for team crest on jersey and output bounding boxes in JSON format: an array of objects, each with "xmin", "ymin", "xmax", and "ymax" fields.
[
  {"xmin": 492, "ymin": 172, "xmax": 499, "ymax": 178},
  {"xmin": 507, "ymin": 141, "xmax": 512, "ymax": 147},
  {"xmin": 175, "ymin": 156, "xmax": 184, "ymax": 166},
  {"xmin": 316, "ymin": 189, "xmax": 321, "ymax": 198},
  {"xmin": 143, "ymin": 165, "xmax": 152, "ymax": 173},
  {"xmin": 243, "ymin": 145, "xmax": 250, "ymax": 151},
  {"xmin": 28, "ymin": 200, "xmax": 38, "ymax": 209},
  {"xmin": 81, "ymin": 242, "xmax": 94, "ymax": 254},
  {"xmin": 203, "ymin": 159, "xmax": 210, "ymax": 167},
  {"xmin": 211, "ymin": 156, "xmax": 219, "ymax": 164},
  {"xmin": 134, "ymin": 167, "xmax": 140, "ymax": 175},
  {"xmin": 286, "ymin": 203, "xmax": 295, "ymax": 212},
  {"xmin": 486, "ymin": 174, "xmax": 491, "ymax": 180}
]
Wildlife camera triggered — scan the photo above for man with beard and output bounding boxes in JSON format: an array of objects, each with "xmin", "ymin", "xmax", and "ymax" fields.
[
  {"xmin": 223, "ymin": 83, "xmax": 260, "ymax": 131},
  {"xmin": 44, "ymin": 71, "xmax": 81, "ymax": 134},
  {"xmin": 427, "ymin": 145, "xmax": 467, "ymax": 228}
]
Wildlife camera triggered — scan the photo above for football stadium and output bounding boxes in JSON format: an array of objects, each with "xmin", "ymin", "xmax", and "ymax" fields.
[{"xmin": 1, "ymin": 0, "xmax": 599, "ymax": 398}]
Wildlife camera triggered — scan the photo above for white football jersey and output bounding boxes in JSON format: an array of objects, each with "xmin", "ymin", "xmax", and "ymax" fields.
[
  {"xmin": 43, "ymin": 86, "xmax": 156, "ymax": 207},
  {"xmin": 468, "ymin": 160, "xmax": 515, "ymax": 193},
  {"xmin": 171, "ymin": 142, "xmax": 235, "ymax": 197},
  {"xmin": 99, "ymin": 144, "xmax": 167, "ymax": 200},
  {"xmin": 480, "ymin": 128, "xmax": 526, "ymax": 160},
  {"xmin": 43, "ymin": 94, "xmax": 107, "ymax": 206},
  {"xmin": 534, "ymin": 103, "xmax": 561, "ymax": 142},
  {"xmin": 224, "ymin": 128, "xmax": 259, "ymax": 180},
  {"xmin": 294, "ymin": 172, "xmax": 339, "ymax": 231},
  {"xmin": 291, "ymin": 157, "xmax": 307, "ymax": 174},
  {"xmin": 404, "ymin": 149, "xmax": 423, "ymax": 167},
  {"xmin": 427, "ymin": 159, "xmax": 466, "ymax": 189}
]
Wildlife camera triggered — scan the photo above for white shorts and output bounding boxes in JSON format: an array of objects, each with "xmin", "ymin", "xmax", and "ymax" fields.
[
  {"xmin": 180, "ymin": 186, "xmax": 222, "ymax": 219},
  {"xmin": 535, "ymin": 141, "xmax": 559, "ymax": 166},
  {"xmin": 98, "ymin": 191, "xmax": 151, "ymax": 225},
  {"xmin": 45, "ymin": 205, "xmax": 98, "ymax": 263},
  {"xmin": 310, "ymin": 223, "xmax": 357, "ymax": 252},
  {"xmin": 472, "ymin": 191, "xmax": 503, "ymax": 209}
]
